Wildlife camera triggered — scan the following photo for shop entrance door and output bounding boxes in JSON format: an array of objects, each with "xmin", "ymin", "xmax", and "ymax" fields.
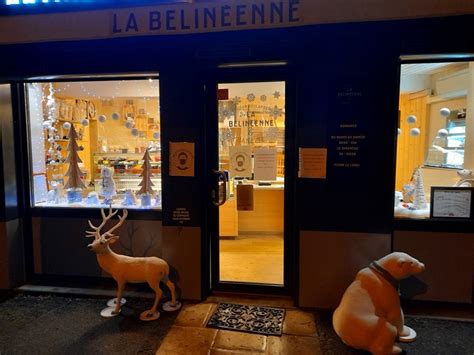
[{"xmin": 207, "ymin": 70, "xmax": 293, "ymax": 294}]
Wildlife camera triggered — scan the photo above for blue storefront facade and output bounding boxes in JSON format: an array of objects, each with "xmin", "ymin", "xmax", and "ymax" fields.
[{"xmin": 0, "ymin": 0, "xmax": 473, "ymax": 307}]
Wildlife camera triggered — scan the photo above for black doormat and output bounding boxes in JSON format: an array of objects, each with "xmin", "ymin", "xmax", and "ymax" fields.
[{"xmin": 206, "ymin": 303, "xmax": 286, "ymax": 336}]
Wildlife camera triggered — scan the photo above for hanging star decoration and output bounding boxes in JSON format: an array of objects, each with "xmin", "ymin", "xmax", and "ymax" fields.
[
  {"xmin": 220, "ymin": 128, "xmax": 235, "ymax": 146},
  {"xmin": 273, "ymin": 91, "xmax": 281, "ymax": 99},
  {"xmin": 232, "ymin": 96, "xmax": 241, "ymax": 105},
  {"xmin": 218, "ymin": 105, "xmax": 225, "ymax": 122},
  {"xmin": 218, "ymin": 105, "xmax": 234, "ymax": 121},
  {"xmin": 247, "ymin": 93, "xmax": 256, "ymax": 102},
  {"xmin": 269, "ymin": 105, "xmax": 283, "ymax": 119},
  {"xmin": 260, "ymin": 95, "xmax": 267, "ymax": 102}
]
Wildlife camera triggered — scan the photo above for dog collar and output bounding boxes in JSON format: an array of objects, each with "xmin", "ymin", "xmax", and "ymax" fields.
[{"xmin": 369, "ymin": 261, "xmax": 400, "ymax": 292}]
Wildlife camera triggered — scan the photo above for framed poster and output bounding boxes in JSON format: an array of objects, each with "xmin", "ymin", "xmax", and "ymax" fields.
[{"xmin": 430, "ymin": 187, "xmax": 473, "ymax": 219}]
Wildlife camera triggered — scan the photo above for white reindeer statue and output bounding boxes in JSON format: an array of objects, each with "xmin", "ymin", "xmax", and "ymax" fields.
[{"xmin": 86, "ymin": 207, "xmax": 181, "ymax": 321}]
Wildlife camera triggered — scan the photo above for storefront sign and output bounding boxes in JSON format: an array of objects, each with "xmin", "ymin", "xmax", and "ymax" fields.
[
  {"xmin": 298, "ymin": 148, "xmax": 327, "ymax": 179},
  {"xmin": 229, "ymin": 146, "xmax": 252, "ymax": 178},
  {"xmin": 114, "ymin": 1, "xmax": 300, "ymax": 34},
  {"xmin": 169, "ymin": 142, "xmax": 195, "ymax": 177},
  {"xmin": 254, "ymin": 147, "xmax": 277, "ymax": 181},
  {"xmin": 3, "ymin": 0, "xmax": 474, "ymax": 44},
  {"xmin": 328, "ymin": 82, "xmax": 368, "ymax": 171},
  {"xmin": 227, "ymin": 119, "xmax": 276, "ymax": 128},
  {"xmin": 237, "ymin": 184, "xmax": 254, "ymax": 211}
]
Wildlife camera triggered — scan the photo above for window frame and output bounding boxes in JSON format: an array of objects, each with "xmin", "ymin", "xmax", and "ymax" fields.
[
  {"xmin": 22, "ymin": 74, "xmax": 163, "ymax": 216},
  {"xmin": 395, "ymin": 55, "xmax": 474, "ymax": 222}
]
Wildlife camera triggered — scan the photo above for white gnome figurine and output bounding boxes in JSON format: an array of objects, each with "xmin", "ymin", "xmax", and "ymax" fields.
[
  {"xmin": 455, "ymin": 169, "xmax": 473, "ymax": 187},
  {"xmin": 100, "ymin": 167, "xmax": 116, "ymax": 205}
]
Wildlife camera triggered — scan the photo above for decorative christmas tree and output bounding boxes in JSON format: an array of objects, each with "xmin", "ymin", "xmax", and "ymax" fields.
[
  {"xmin": 137, "ymin": 149, "xmax": 155, "ymax": 207},
  {"xmin": 65, "ymin": 124, "xmax": 85, "ymax": 202},
  {"xmin": 413, "ymin": 167, "xmax": 428, "ymax": 210}
]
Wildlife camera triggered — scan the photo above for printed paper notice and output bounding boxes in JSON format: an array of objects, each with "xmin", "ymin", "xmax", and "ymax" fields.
[
  {"xmin": 172, "ymin": 208, "xmax": 191, "ymax": 224},
  {"xmin": 229, "ymin": 146, "xmax": 252, "ymax": 178},
  {"xmin": 170, "ymin": 142, "xmax": 195, "ymax": 177},
  {"xmin": 253, "ymin": 147, "xmax": 277, "ymax": 181},
  {"xmin": 298, "ymin": 148, "xmax": 327, "ymax": 179},
  {"xmin": 432, "ymin": 189, "xmax": 471, "ymax": 218}
]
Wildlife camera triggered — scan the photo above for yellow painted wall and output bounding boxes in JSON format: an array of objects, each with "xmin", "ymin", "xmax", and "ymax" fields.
[
  {"xmin": 420, "ymin": 97, "xmax": 467, "ymax": 200},
  {"xmin": 43, "ymin": 94, "xmax": 160, "ymax": 191},
  {"xmin": 94, "ymin": 98, "xmax": 160, "ymax": 152},
  {"xmin": 395, "ymin": 92, "xmax": 429, "ymax": 191},
  {"xmin": 396, "ymin": 93, "xmax": 468, "ymax": 199}
]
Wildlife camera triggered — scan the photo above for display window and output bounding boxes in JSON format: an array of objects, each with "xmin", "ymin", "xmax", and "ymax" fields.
[
  {"xmin": 395, "ymin": 61, "xmax": 473, "ymax": 219},
  {"xmin": 26, "ymin": 78, "xmax": 161, "ymax": 209}
]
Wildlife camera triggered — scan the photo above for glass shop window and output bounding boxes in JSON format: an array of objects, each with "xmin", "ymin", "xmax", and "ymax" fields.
[
  {"xmin": 26, "ymin": 79, "xmax": 162, "ymax": 209},
  {"xmin": 395, "ymin": 61, "xmax": 473, "ymax": 219},
  {"xmin": 218, "ymin": 82, "xmax": 286, "ymax": 180}
]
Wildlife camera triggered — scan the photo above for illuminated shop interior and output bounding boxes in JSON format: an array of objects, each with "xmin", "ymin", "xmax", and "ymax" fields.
[
  {"xmin": 217, "ymin": 81, "xmax": 285, "ymax": 285},
  {"xmin": 395, "ymin": 61, "xmax": 472, "ymax": 219},
  {"xmin": 26, "ymin": 79, "xmax": 161, "ymax": 209}
]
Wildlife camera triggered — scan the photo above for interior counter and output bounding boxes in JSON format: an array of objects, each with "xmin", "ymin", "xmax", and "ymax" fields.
[{"xmin": 219, "ymin": 182, "xmax": 284, "ymax": 236}]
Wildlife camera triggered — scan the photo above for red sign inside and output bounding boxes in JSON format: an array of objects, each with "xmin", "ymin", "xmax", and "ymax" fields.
[{"xmin": 217, "ymin": 88, "xmax": 229, "ymax": 100}]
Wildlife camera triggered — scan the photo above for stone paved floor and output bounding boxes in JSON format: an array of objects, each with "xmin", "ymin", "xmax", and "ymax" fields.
[
  {"xmin": 156, "ymin": 296, "xmax": 322, "ymax": 355},
  {"xmin": 156, "ymin": 296, "xmax": 473, "ymax": 355}
]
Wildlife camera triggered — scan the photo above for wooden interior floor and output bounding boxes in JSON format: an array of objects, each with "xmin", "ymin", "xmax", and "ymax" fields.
[{"xmin": 219, "ymin": 233, "xmax": 284, "ymax": 285}]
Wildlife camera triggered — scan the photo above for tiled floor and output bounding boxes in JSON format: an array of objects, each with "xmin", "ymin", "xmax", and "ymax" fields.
[{"xmin": 156, "ymin": 296, "xmax": 321, "ymax": 355}]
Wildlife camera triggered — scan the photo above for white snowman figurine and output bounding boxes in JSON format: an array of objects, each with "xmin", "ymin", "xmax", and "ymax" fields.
[{"xmin": 100, "ymin": 167, "xmax": 116, "ymax": 205}]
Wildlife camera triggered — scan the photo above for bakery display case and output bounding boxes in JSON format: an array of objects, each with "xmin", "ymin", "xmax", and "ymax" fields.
[{"xmin": 92, "ymin": 152, "xmax": 161, "ymax": 192}]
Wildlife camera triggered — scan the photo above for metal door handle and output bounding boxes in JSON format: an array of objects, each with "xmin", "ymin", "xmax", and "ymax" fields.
[{"xmin": 212, "ymin": 169, "xmax": 229, "ymax": 206}]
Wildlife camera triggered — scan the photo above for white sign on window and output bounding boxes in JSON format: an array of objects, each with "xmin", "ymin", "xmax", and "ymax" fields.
[{"xmin": 253, "ymin": 147, "xmax": 277, "ymax": 181}]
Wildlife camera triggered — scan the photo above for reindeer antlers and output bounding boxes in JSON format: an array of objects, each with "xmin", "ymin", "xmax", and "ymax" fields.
[
  {"xmin": 103, "ymin": 209, "xmax": 128, "ymax": 239},
  {"xmin": 86, "ymin": 207, "xmax": 128, "ymax": 240}
]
